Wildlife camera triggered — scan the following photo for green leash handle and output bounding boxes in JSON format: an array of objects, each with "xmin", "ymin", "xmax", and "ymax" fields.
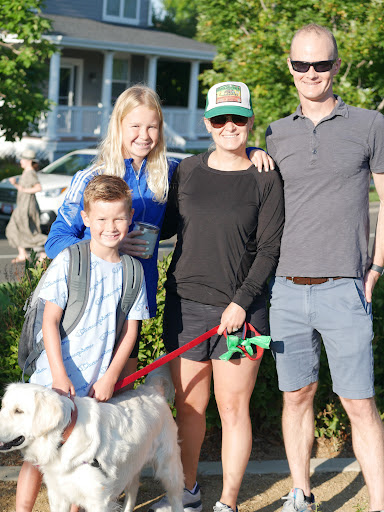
[{"xmin": 220, "ymin": 322, "xmax": 271, "ymax": 361}]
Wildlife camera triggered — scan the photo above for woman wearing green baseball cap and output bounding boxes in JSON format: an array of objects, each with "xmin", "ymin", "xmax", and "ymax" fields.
[{"xmin": 150, "ymin": 82, "xmax": 285, "ymax": 512}]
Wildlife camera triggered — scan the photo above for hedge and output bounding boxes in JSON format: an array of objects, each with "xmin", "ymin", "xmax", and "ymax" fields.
[{"xmin": 0, "ymin": 252, "xmax": 383, "ymax": 441}]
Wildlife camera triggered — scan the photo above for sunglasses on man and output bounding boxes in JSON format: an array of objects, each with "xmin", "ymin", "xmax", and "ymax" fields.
[
  {"xmin": 209, "ymin": 114, "xmax": 249, "ymax": 129},
  {"xmin": 290, "ymin": 59, "xmax": 336, "ymax": 73}
]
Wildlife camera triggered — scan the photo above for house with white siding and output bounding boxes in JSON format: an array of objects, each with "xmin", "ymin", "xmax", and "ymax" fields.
[{"xmin": 7, "ymin": 0, "xmax": 216, "ymax": 160}]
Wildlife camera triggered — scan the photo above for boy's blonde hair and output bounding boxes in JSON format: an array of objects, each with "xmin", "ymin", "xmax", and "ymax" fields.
[
  {"xmin": 94, "ymin": 84, "xmax": 169, "ymax": 204},
  {"xmin": 83, "ymin": 175, "xmax": 132, "ymax": 213}
]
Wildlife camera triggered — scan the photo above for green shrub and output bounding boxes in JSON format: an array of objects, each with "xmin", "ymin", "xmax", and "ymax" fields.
[
  {"xmin": 0, "ymin": 156, "xmax": 50, "ymax": 182},
  {"xmin": 0, "ymin": 157, "xmax": 21, "ymax": 182},
  {"xmin": 138, "ymin": 252, "xmax": 170, "ymax": 370},
  {"xmin": 0, "ymin": 253, "xmax": 48, "ymax": 390},
  {"xmin": 1, "ymin": 253, "xmax": 383, "ymax": 443}
]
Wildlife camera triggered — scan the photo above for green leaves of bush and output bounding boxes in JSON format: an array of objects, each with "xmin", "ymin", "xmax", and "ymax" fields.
[{"xmin": 0, "ymin": 253, "xmax": 48, "ymax": 390}]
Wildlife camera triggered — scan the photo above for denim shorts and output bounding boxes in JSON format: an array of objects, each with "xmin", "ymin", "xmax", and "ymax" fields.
[
  {"xmin": 269, "ymin": 277, "xmax": 374, "ymax": 399},
  {"xmin": 163, "ymin": 293, "xmax": 269, "ymax": 361}
]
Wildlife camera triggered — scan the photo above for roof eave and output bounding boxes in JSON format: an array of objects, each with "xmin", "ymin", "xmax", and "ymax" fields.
[{"xmin": 44, "ymin": 34, "xmax": 216, "ymax": 61}]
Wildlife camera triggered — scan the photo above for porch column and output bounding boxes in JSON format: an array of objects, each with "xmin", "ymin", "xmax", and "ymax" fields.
[
  {"xmin": 147, "ymin": 56, "xmax": 158, "ymax": 90},
  {"xmin": 45, "ymin": 50, "xmax": 61, "ymax": 141},
  {"xmin": 188, "ymin": 60, "xmax": 200, "ymax": 139},
  {"xmin": 101, "ymin": 51, "xmax": 114, "ymax": 137}
]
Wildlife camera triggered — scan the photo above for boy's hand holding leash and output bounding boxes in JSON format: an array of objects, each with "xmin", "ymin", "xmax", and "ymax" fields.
[{"xmin": 52, "ymin": 374, "xmax": 75, "ymax": 397}]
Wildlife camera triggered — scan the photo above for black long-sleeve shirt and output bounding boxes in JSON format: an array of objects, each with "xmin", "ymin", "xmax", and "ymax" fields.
[{"xmin": 162, "ymin": 152, "xmax": 285, "ymax": 310}]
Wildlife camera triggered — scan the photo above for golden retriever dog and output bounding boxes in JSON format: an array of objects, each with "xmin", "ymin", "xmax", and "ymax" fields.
[{"xmin": 0, "ymin": 364, "xmax": 184, "ymax": 512}]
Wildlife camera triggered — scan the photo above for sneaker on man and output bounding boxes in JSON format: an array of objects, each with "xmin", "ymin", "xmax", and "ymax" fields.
[
  {"xmin": 213, "ymin": 501, "xmax": 238, "ymax": 512},
  {"xmin": 148, "ymin": 483, "xmax": 202, "ymax": 512},
  {"xmin": 282, "ymin": 488, "xmax": 316, "ymax": 511}
]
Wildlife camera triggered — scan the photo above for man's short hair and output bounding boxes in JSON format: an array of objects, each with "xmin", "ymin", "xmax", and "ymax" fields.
[
  {"xmin": 291, "ymin": 23, "xmax": 338, "ymax": 60},
  {"xmin": 83, "ymin": 174, "xmax": 132, "ymax": 213}
]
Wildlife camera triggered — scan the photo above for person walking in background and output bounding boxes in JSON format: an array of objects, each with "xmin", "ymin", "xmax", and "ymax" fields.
[
  {"xmin": 262, "ymin": 24, "xmax": 384, "ymax": 512},
  {"xmin": 150, "ymin": 81, "xmax": 284, "ymax": 512},
  {"xmin": 6, "ymin": 149, "xmax": 47, "ymax": 263}
]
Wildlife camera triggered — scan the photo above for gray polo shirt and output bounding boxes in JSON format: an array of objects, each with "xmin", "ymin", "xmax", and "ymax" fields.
[{"xmin": 266, "ymin": 96, "xmax": 384, "ymax": 278}]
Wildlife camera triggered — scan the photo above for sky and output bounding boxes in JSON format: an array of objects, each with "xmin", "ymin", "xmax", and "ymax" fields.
[{"xmin": 151, "ymin": 0, "xmax": 164, "ymax": 17}]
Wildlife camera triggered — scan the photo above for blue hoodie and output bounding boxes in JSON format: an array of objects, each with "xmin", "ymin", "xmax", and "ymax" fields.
[{"xmin": 45, "ymin": 157, "xmax": 179, "ymax": 317}]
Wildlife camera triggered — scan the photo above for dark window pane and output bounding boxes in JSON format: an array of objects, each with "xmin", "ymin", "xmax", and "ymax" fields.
[
  {"xmin": 123, "ymin": 0, "xmax": 137, "ymax": 18},
  {"xmin": 106, "ymin": 0, "xmax": 120, "ymax": 16}
]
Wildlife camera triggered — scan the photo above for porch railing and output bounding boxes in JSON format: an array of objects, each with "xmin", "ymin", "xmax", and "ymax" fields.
[{"xmin": 39, "ymin": 106, "xmax": 206, "ymax": 141}]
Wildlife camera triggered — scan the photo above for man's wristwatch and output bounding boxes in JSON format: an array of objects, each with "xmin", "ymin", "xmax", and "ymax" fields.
[{"xmin": 370, "ymin": 263, "xmax": 384, "ymax": 276}]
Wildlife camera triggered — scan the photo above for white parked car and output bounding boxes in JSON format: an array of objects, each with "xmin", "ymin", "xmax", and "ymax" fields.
[{"xmin": 0, "ymin": 148, "xmax": 191, "ymax": 232}]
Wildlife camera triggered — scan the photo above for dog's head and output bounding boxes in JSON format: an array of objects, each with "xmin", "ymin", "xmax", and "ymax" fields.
[{"xmin": 0, "ymin": 383, "xmax": 69, "ymax": 452}]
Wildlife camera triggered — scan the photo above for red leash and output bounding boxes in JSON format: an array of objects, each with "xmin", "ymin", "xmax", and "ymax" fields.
[
  {"xmin": 114, "ymin": 323, "xmax": 266, "ymax": 392},
  {"xmin": 114, "ymin": 325, "xmax": 219, "ymax": 392}
]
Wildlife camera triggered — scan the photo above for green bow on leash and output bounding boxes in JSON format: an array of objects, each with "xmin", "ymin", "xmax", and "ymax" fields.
[{"xmin": 220, "ymin": 334, "xmax": 271, "ymax": 361}]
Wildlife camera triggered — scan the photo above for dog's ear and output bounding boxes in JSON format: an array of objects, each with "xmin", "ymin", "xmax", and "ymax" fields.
[{"xmin": 32, "ymin": 389, "xmax": 65, "ymax": 437}]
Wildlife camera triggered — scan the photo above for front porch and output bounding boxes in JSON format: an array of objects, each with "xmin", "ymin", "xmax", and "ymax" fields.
[
  {"xmin": 37, "ymin": 104, "xmax": 207, "ymax": 153},
  {"xmin": 33, "ymin": 14, "xmax": 215, "ymax": 160}
]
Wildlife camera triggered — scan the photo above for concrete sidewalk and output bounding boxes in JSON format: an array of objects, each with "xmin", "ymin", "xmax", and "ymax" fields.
[
  {"xmin": 0, "ymin": 457, "xmax": 361, "ymax": 482},
  {"xmin": 0, "ymin": 458, "xmax": 369, "ymax": 512}
]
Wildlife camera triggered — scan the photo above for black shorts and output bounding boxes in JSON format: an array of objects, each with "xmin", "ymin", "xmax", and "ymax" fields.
[{"xmin": 163, "ymin": 293, "xmax": 269, "ymax": 361}]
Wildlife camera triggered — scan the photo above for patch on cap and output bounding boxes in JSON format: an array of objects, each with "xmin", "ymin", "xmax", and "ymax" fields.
[
  {"xmin": 204, "ymin": 81, "xmax": 253, "ymax": 119},
  {"xmin": 216, "ymin": 84, "xmax": 242, "ymax": 105}
]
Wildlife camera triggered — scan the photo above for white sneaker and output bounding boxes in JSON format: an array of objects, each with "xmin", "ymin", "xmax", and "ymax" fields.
[
  {"xmin": 148, "ymin": 483, "xmax": 202, "ymax": 512},
  {"xmin": 282, "ymin": 488, "xmax": 316, "ymax": 511},
  {"xmin": 213, "ymin": 501, "xmax": 238, "ymax": 512}
]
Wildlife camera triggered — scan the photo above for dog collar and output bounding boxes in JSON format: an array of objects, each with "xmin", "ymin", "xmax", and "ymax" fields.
[{"xmin": 60, "ymin": 396, "xmax": 78, "ymax": 447}]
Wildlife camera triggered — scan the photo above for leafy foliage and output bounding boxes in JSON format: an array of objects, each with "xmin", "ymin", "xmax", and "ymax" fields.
[
  {"xmin": 0, "ymin": 0, "xmax": 55, "ymax": 141},
  {"xmin": 0, "ymin": 156, "xmax": 20, "ymax": 181},
  {"xmin": 0, "ymin": 253, "xmax": 48, "ymax": 390},
  {"xmin": 138, "ymin": 252, "xmax": 171, "ymax": 370},
  {"xmin": 152, "ymin": 0, "xmax": 198, "ymax": 39},
  {"xmin": 196, "ymin": 0, "xmax": 384, "ymax": 145}
]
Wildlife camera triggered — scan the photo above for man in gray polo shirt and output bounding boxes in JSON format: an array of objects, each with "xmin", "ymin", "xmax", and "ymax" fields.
[{"xmin": 266, "ymin": 23, "xmax": 384, "ymax": 512}]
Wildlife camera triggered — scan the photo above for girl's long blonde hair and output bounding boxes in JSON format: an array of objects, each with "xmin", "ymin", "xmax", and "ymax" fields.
[{"xmin": 95, "ymin": 85, "xmax": 169, "ymax": 203}]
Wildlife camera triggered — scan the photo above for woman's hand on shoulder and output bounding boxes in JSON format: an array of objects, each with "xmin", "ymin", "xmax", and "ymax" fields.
[
  {"xmin": 119, "ymin": 230, "xmax": 148, "ymax": 258},
  {"xmin": 249, "ymin": 149, "xmax": 275, "ymax": 173},
  {"xmin": 217, "ymin": 302, "xmax": 246, "ymax": 336}
]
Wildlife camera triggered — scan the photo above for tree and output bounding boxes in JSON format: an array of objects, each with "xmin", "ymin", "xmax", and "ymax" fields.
[
  {"xmin": 197, "ymin": 0, "xmax": 384, "ymax": 145},
  {"xmin": 0, "ymin": 0, "xmax": 55, "ymax": 141},
  {"xmin": 152, "ymin": 0, "xmax": 198, "ymax": 39}
]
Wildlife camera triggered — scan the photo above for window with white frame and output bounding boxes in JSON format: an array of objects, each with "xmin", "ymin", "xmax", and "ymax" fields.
[
  {"xmin": 111, "ymin": 58, "xmax": 131, "ymax": 103},
  {"xmin": 103, "ymin": 0, "xmax": 140, "ymax": 25}
]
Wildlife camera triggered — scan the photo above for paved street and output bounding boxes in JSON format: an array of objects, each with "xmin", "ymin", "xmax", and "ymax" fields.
[{"xmin": 0, "ymin": 204, "xmax": 380, "ymax": 284}]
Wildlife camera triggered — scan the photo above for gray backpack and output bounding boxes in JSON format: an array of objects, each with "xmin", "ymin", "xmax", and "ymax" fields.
[{"xmin": 18, "ymin": 240, "xmax": 143, "ymax": 380}]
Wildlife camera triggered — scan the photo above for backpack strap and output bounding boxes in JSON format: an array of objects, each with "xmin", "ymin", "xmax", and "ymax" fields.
[
  {"xmin": 22, "ymin": 339, "xmax": 45, "ymax": 383},
  {"xmin": 60, "ymin": 240, "xmax": 91, "ymax": 338},
  {"xmin": 115, "ymin": 255, "xmax": 144, "ymax": 342}
]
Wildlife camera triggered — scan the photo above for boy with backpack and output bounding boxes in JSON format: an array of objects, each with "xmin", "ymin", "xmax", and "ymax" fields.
[{"xmin": 16, "ymin": 174, "xmax": 148, "ymax": 510}]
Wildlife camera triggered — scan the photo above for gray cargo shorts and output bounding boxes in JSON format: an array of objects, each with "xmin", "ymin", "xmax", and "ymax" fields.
[{"xmin": 270, "ymin": 276, "xmax": 374, "ymax": 399}]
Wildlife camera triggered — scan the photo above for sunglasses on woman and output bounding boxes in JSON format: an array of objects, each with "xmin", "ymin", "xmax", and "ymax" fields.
[
  {"xmin": 209, "ymin": 114, "xmax": 249, "ymax": 129},
  {"xmin": 290, "ymin": 59, "xmax": 336, "ymax": 73}
]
